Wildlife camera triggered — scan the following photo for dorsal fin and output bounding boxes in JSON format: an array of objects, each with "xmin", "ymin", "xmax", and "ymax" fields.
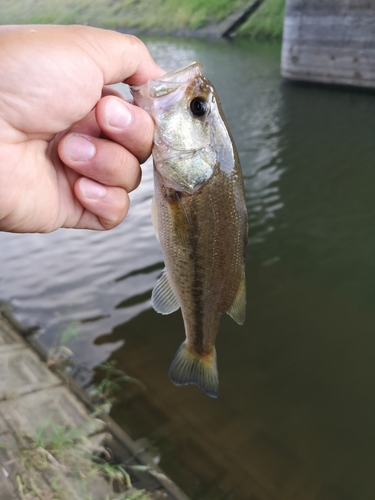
[
  {"xmin": 151, "ymin": 268, "xmax": 180, "ymax": 315},
  {"xmin": 226, "ymin": 271, "xmax": 246, "ymax": 325}
]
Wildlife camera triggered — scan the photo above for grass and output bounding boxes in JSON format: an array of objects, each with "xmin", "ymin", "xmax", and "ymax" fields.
[
  {"xmin": 15, "ymin": 404, "xmax": 154, "ymax": 499},
  {"xmin": 6, "ymin": 323, "xmax": 152, "ymax": 499},
  {"xmin": 0, "ymin": 0, "xmax": 285, "ymax": 38},
  {"xmin": 47, "ymin": 321, "xmax": 80, "ymax": 369},
  {"xmin": 17, "ymin": 421, "xmax": 151, "ymax": 499},
  {"xmin": 89, "ymin": 361, "xmax": 146, "ymax": 416},
  {"xmin": 238, "ymin": 0, "xmax": 285, "ymax": 38},
  {"xmin": 16, "ymin": 420, "xmax": 155, "ymax": 499}
]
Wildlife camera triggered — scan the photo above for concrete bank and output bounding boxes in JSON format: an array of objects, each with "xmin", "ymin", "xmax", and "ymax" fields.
[
  {"xmin": 0, "ymin": 303, "xmax": 189, "ymax": 500},
  {"xmin": 281, "ymin": 0, "xmax": 375, "ymax": 88}
]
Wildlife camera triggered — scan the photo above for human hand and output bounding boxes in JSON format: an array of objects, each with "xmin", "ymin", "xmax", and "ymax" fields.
[{"xmin": 0, "ymin": 25, "xmax": 164, "ymax": 232}]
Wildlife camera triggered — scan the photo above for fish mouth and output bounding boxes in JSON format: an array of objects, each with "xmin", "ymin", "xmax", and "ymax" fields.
[
  {"xmin": 131, "ymin": 61, "xmax": 203, "ymax": 93},
  {"xmin": 158, "ymin": 61, "xmax": 203, "ymax": 82},
  {"xmin": 130, "ymin": 61, "xmax": 204, "ymax": 105}
]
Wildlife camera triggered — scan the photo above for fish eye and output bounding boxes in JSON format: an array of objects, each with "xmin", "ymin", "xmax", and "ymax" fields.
[{"xmin": 190, "ymin": 97, "xmax": 208, "ymax": 117}]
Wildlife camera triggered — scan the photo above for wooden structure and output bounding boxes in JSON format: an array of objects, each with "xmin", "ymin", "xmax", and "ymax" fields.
[{"xmin": 281, "ymin": 0, "xmax": 375, "ymax": 88}]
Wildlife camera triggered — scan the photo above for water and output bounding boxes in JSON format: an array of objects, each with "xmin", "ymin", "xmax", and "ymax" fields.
[{"xmin": 1, "ymin": 36, "xmax": 375, "ymax": 499}]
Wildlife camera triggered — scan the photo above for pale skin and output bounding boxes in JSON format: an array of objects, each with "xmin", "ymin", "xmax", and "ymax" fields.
[{"xmin": 0, "ymin": 25, "xmax": 165, "ymax": 233}]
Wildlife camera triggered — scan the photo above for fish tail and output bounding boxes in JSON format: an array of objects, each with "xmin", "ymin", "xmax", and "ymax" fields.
[{"xmin": 168, "ymin": 341, "xmax": 219, "ymax": 398}]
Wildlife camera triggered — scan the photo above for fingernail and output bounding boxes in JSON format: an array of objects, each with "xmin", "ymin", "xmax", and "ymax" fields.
[
  {"xmin": 65, "ymin": 134, "xmax": 96, "ymax": 161},
  {"xmin": 106, "ymin": 99, "xmax": 132, "ymax": 129},
  {"xmin": 79, "ymin": 178, "xmax": 106, "ymax": 199}
]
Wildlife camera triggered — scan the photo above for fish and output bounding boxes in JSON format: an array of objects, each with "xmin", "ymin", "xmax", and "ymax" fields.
[{"xmin": 130, "ymin": 61, "xmax": 247, "ymax": 398}]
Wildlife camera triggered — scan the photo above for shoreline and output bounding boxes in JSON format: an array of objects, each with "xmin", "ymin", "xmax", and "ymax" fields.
[
  {"xmin": 1, "ymin": 0, "xmax": 284, "ymax": 41},
  {"xmin": 0, "ymin": 301, "xmax": 189, "ymax": 500}
]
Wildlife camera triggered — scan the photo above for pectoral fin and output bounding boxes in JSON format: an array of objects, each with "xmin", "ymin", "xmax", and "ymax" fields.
[
  {"xmin": 226, "ymin": 271, "xmax": 246, "ymax": 325},
  {"xmin": 151, "ymin": 268, "xmax": 180, "ymax": 314}
]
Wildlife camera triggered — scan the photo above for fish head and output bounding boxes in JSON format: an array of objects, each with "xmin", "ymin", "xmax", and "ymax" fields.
[{"xmin": 131, "ymin": 61, "xmax": 234, "ymax": 194}]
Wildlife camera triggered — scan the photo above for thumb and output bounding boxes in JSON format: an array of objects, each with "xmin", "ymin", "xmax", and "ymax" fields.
[{"xmin": 70, "ymin": 25, "xmax": 166, "ymax": 85}]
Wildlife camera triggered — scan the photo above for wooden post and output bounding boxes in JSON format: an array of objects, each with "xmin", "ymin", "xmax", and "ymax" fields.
[{"xmin": 281, "ymin": 0, "xmax": 375, "ymax": 88}]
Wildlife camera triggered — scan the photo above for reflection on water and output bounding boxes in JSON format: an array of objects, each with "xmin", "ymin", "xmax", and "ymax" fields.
[
  {"xmin": 1, "ymin": 36, "xmax": 375, "ymax": 499},
  {"xmin": 0, "ymin": 162, "xmax": 160, "ymax": 375}
]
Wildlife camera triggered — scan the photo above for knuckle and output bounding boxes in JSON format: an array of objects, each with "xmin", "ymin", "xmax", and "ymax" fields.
[
  {"xmin": 98, "ymin": 188, "xmax": 129, "ymax": 229},
  {"xmin": 107, "ymin": 191, "xmax": 129, "ymax": 227},
  {"xmin": 125, "ymin": 34, "xmax": 148, "ymax": 55}
]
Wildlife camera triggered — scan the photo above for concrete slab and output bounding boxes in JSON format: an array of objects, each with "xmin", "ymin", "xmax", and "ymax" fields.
[
  {"xmin": 0, "ymin": 347, "xmax": 61, "ymax": 398},
  {"xmin": 0, "ymin": 385, "xmax": 105, "ymax": 440},
  {"xmin": 0, "ymin": 305, "xmax": 190, "ymax": 500},
  {"xmin": 0, "ymin": 427, "xmax": 116, "ymax": 500},
  {"xmin": 0, "ymin": 413, "xmax": 10, "ymax": 435},
  {"xmin": 282, "ymin": 0, "xmax": 375, "ymax": 88},
  {"xmin": 0, "ymin": 433, "xmax": 18, "ymax": 500},
  {"xmin": 0, "ymin": 318, "xmax": 22, "ymax": 347}
]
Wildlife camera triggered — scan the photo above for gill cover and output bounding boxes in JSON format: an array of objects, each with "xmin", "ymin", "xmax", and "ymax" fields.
[{"xmin": 130, "ymin": 61, "xmax": 217, "ymax": 193}]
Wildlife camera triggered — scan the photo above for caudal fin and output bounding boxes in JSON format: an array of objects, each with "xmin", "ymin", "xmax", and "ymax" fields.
[{"xmin": 168, "ymin": 341, "xmax": 219, "ymax": 398}]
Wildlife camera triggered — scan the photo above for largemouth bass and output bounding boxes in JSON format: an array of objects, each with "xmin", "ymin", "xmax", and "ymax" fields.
[{"xmin": 130, "ymin": 61, "xmax": 247, "ymax": 398}]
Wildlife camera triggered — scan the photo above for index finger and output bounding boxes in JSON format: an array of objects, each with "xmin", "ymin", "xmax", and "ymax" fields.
[
  {"xmin": 0, "ymin": 25, "xmax": 165, "ymax": 85},
  {"xmin": 59, "ymin": 25, "xmax": 165, "ymax": 86}
]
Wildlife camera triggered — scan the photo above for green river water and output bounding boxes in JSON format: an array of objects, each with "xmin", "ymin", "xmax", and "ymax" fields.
[{"xmin": 1, "ymin": 36, "xmax": 375, "ymax": 499}]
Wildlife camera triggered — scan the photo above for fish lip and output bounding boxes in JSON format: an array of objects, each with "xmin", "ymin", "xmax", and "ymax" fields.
[
  {"xmin": 154, "ymin": 60, "xmax": 203, "ymax": 83},
  {"xmin": 129, "ymin": 61, "xmax": 204, "ymax": 104},
  {"xmin": 131, "ymin": 61, "xmax": 203, "ymax": 93}
]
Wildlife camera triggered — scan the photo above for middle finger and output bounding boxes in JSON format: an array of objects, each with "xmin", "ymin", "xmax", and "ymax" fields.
[{"xmin": 58, "ymin": 133, "xmax": 142, "ymax": 193}]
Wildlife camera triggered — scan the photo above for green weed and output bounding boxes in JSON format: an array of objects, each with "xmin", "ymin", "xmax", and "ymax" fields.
[
  {"xmin": 47, "ymin": 321, "xmax": 80, "ymax": 368},
  {"xmin": 89, "ymin": 361, "xmax": 146, "ymax": 416},
  {"xmin": 18, "ymin": 419, "xmax": 146, "ymax": 499},
  {"xmin": 14, "ymin": 353, "xmax": 152, "ymax": 498}
]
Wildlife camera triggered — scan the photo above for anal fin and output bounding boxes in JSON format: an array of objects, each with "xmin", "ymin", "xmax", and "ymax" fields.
[
  {"xmin": 151, "ymin": 268, "xmax": 180, "ymax": 314},
  {"xmin": 226, "ymin": 271, "xmax": 246, "ymax": 325}
]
